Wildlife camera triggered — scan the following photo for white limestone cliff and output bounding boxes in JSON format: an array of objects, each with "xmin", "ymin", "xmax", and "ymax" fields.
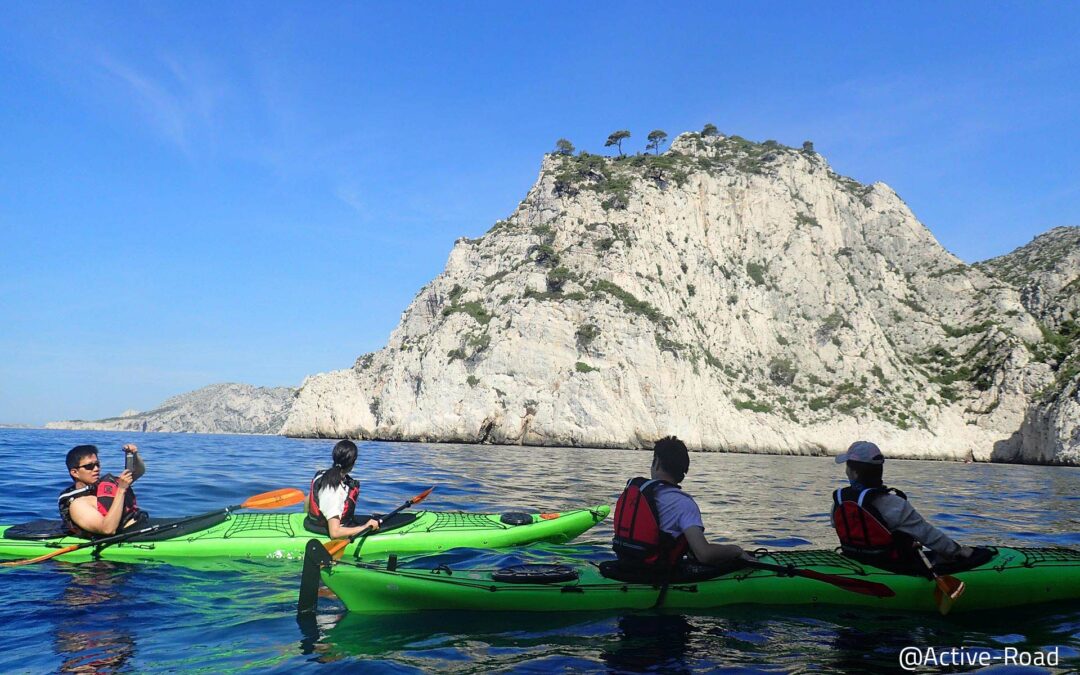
[
  {"xmin": 979, "ymin": 227, "xmax": 1080, "ymax": 464},
  {"xmin": 281, "ymin": 133, "xmax": 1075, "ymax": 464}
]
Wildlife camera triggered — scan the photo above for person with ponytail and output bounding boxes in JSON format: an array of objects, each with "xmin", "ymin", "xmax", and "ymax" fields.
[{"xmin": 305, "ymin": 440, "xmax": 380, "ymax": 538}]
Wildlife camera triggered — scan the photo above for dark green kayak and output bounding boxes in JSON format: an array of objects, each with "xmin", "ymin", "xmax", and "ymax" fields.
[{"xmin": 321, "ymin": 546, "xmax": 1080, "ymax": 614}]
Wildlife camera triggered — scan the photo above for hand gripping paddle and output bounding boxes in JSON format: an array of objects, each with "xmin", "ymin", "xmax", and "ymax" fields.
[{"xmin": 322, "ymin": 486, "xmax": 435, "ymax": 560}]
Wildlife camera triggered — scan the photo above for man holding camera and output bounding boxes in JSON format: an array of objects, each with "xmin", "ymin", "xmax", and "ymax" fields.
[{"xmin": 59, "ymin": 443, "xmax": 149, "ymax": 537}]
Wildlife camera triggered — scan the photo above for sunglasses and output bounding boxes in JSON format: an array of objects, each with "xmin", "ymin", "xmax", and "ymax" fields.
[{"xmin": 77, "ymin": 461, "xmax": 100, "ymax": 471}]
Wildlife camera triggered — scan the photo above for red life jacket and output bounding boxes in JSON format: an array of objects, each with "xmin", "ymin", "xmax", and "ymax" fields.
[
  {"xmin": 58, "ymin": 475, "xmax": 140, "ymax": 538},
  {"xmin": 831, "ymin": 485, "xmax": 916, "ymax": 562},
  {"xmin": 307, "ymin": 470, "xmax": 360, "ymax": 525},
  {"xmin": 612, "ymin": 477, "xmax": 689, "ymax": 567}
]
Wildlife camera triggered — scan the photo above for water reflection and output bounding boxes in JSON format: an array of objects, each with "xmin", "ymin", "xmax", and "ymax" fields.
[
  {"xmin": 306, "ymin": 605, "xmax": 1077, "ymax": 673},
  {"xmin": 52, "ymin": 562, "xmax": 137, "ymax": 674},
  {"xmin": 601, "ymin": 614, "xmax": 695, "ymax": 674}
]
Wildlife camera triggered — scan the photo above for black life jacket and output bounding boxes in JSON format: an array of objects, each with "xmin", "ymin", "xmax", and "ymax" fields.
[
  {"xmin": 831, "ymin": 485, "xmax": 917, "ymax": 562},
  {"xmin": 306, "ymin": 470, "xmax": 360, "ymax": 526},
  {"xmin": 612, "ymin": 477, "xmax": 689, "ymax": 568},
  {"xmin": 58, "ymin": 474, "xmax": 140, "ymax": 538}
]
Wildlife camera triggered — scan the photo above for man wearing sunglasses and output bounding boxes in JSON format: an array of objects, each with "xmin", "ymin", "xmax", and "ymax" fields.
[{"xmin": 59, "ymin": 443, "xmax": 148, "ymax": 537}]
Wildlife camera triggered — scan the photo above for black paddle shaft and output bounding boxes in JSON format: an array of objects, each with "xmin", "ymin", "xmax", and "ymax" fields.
[
  {"xmin": 345, "ymin": 497, "xmax": 414, "ymax": 544},
  {"xmin": 81, "ymin": 505, "xmax": 239, "ymax": 557},
  {"xmin": 343, "ymin": 487, "xmax": 435, "ymax": 546}
]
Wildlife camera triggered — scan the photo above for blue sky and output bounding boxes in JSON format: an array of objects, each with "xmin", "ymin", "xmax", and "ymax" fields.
[{"xmin": 1, "ymin": 3, "xmax": 1078, "ymax": 425}]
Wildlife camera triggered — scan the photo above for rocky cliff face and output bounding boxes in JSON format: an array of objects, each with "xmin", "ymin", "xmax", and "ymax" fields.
[
  {"xmin": 979, "ymin": 227, "xmax": 1080, "ymax": 464},
  {"xmin": 281, "ymin": 132, "xmax": 1075, "ymax": 463},
  {"xmin": 47, "ymin": 383, "xmax": 296, "ymax": 435}
]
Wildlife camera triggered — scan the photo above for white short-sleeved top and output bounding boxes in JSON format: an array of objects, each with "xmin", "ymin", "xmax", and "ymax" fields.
[{"xmin": 315, "ymin": 484, "xmax": 351, "ymax": 521}]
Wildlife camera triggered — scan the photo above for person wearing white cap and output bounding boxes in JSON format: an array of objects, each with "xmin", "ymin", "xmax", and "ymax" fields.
[{"xmin": 829, "ymin": 441, "xmax": 984, "ymax": 573}]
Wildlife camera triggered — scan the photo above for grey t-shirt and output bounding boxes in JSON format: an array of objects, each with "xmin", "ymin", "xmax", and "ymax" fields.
[
  {"xmin": 652, "ymin": 483, "xmax": 704, "ymax": 538},
  {"xmin": 872, "ymin": 492, "xmax": 961, "ymax": 557},
  {"xmin": 832, "ymin": 488, "xmax": 961, "ymax": 557}
]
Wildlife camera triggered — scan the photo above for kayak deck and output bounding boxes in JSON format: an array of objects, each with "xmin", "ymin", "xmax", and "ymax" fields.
[
  {"xmin": 321, "ymin": 546, "xmax": 1080, "ymax": 615},
  {"xmin": 0, "ymin": 505, "xmax": 610, "ymax": 563}
]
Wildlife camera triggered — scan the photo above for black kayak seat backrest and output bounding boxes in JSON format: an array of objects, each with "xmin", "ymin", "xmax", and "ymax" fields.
[
  {"xmin": 491, "ymin": 564, "xmax": 579, "ymax": 584},
  {"xmin": 3, "ymin": 513, "xmax": 230, "ymax": 542},
  {"xmin": 301, "ymin": 512, "xmax": 419, "ymax": 536}
]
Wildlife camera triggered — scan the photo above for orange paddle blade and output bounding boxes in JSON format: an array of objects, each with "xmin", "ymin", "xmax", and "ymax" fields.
[
  {"xmin": 933, "ymin": 575, "xmax": 965, "ymax": 615},
  {"xmin": 324, "ymin": 538, "xmax": 349, "ymax": 559},
  {"xmin": 410, "ymin": 487, "xmax": 435, "ymax": 504},
  {"xmin": 938, "ymin": 575, "xmax": 965, "ymax": 600},
  {"xmin": 242, "ymin": 488, "xmax": 306, "ymax": 510},
  {"xmin": 1, "ymin": 544, "xmax": 79, "ymax": 567}
]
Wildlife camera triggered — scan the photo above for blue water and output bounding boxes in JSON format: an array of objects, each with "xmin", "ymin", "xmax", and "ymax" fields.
[{"xmin": 1, "ymin": 429, "xmax": 1078, "ymax": 673}]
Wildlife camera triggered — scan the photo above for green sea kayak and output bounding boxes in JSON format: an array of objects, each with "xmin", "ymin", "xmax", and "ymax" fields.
[
  {"xmin": 0, "ymin": 505, "xmax": 610, "ymax": 564},
  {"xmin": 321, "ymin": 546, "xmax": 1080, "ymax": 615}
]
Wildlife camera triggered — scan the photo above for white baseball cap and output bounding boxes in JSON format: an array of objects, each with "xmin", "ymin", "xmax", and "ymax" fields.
[{"xmin": 835, "ymin": 440, "xmax": 885, "ymax": 464}]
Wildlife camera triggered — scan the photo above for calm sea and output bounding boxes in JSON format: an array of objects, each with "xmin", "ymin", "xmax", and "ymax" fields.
[{"xmin": 1, "ymin": 429, "xmax": 1077, "ymax": 673}]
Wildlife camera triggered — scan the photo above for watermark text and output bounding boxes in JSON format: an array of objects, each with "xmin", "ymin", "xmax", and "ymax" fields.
[{"xmin": 898, "ymin": 646, "xmax": 1060, "ymax": 671}]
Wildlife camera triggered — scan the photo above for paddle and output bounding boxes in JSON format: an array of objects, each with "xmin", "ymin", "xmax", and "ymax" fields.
[
  {"xmin": 323, "ymin": 486, "xmax": 435, "ymax": 560},
  {"xmin": 298, "ymin": 537, "xmax": 335, "ymax": 615},
  {"xmin": 2, "ymin": 487, "xmax": 305, "ymax": 567},
  {"xmin": 916, "ymin": 548, "xmax": 964, "ymax": 615},
  {"xmin": 741, "ymin": 557, "xmax": 896, "ymax": 598}
]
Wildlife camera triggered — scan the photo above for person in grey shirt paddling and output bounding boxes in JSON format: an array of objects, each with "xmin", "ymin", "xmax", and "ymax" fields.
[{"xmin": 829, "ymin": 441, "xmax": 986, "ymax": 572}]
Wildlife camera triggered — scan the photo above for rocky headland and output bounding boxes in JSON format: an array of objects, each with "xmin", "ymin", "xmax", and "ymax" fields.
[
  {"xmin": 279, "ymin": 132, "xmax": 1078, "ymax": 464},
  {"xmin": 47, "ymin": 383, "xmax": 296, "ymax": 435},
  {"xmin": 47, "ymin": 132, "xmax": 1078, "ymax": 464}
]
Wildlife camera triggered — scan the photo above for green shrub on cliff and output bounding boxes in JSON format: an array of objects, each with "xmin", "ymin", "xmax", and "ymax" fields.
[
  {"xmin": 442, "ymin": 301, "xmax": 492, "ymax": 325},
  {"xmin": 593, "ymin": 280, "xmax": 663, "ymax": 323},
  {"xmin": 575, "ymin": 323, "xmax": 600, "ymax": 349},
  {"xmin": 735, "ymin": 399, "xmax": 772, "ymax": 413}
]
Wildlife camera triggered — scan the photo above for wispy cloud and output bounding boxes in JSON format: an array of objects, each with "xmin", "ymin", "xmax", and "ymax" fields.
[
  {"xmin": 334, "ymin": 184, "xmax": 366, "ymax": 216},
  {"xmin": 95, "ymin": 52, "xmax": 225, "ymax": 156}
]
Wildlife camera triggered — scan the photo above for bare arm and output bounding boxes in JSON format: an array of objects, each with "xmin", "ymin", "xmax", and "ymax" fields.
[
  {"xmin": 326, "ymin": 516, "xmax": 380, "ymax": 540},
  {"xmin": 124, "ymin": 444, "xmax": 146, "ymax": 481},
  {"xmin": 683, "ymin": 526, "xmax": 744, "ymax": 566},
  {"xmin": 69, "ymin": 472, "xmax": 134, "ymax": 536}
]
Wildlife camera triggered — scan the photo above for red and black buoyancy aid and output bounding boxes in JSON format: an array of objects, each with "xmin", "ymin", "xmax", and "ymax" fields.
[
  {"xmin": 831, "ymin": 485, "xmax": 917, "ymax": 561},
  {"xmin": 307, "ymin": 470, "xmax": 361, "ymax": 526},
  {"xmin": 58, "ymin": 475, "xmax": 140, "ymax": 537},
  {"xmin": 612, "ymin": 477, "xmax": 689, "ymax": 567}
]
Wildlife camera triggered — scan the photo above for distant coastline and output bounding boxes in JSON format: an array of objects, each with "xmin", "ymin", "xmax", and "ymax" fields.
[{"xmin": 20, "ymin": 426, "xmax": 1080, "ymax": 467}]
